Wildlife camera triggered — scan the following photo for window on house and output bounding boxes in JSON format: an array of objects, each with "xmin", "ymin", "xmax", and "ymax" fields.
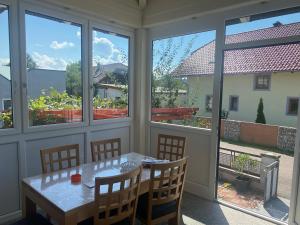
[
  {"xmin": 287, "ymin": 97, "xmax": 299, "ymax": 116},
  {"xmin": 151, "ymin": 30, "xmax": 216, "ymax": 129},
  {"xmin": 229, "ymin": 96, "xmax": 239, "ymax": 111},
  {"xmin": 205, "ymin": 95, "xmax": 213, "ymax": 112},
  {"xmin": 92, "ymin": 29, "xmax": 129, "ymax": 121},
  {"xmin": 254, "ymin": 74, "xmax": 271, "ymax": 90},
  {"xmin": 25, "ymin": 12, "xmax": 82, "ymax": 127},
  {"xmin": 0, "ymin": 5, "xmax": 13, "ymax": 129},
  {"xmin": 3, "ymin": 99, "xmax": 12, "ymax": 111}
]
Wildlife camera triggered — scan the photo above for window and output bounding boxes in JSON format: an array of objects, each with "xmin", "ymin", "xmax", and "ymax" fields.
[
  {"xmin": 0, "ymin": 5, "xmax": 13, "ymax": 129},
  {"xmin": 229, "ymin": 96, "xmax": 239, "ymax": 111},
  {"xmin": 205, "ymin": 95, "xmax": 213, "ymax": 112},
  {"xmin": 92, "ymin": 29, "xmax": 129, "ymax": 120},
  {"xmin": 151, "ymin": 30, "xmax": 216, "ymax": 129},
  {"xmin": 3, "ymin": 99, "xmax": 12, "ymax": 111},
  {"xmin": 254, "ymin": 74, "xmax": 270, "ymax": 90},
  {"xmin": 25, "ymin": 12, "xmax": 82, "ymax": 127},
  {"xmin": 287, "ymin": 97, "xmax": 299, "ymax": 116}
]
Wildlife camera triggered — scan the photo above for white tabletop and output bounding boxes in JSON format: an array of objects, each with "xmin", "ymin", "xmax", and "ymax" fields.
[{"xmin": 23, "ymin": 152, "xmax": 153, "ymax": 213}]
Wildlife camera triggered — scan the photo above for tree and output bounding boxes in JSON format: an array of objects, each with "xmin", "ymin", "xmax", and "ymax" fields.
[
  {"xmin": 152, "ymin": 36, "xmax": 198, "ymax": 108},
  {"xmin": 66, "ymin": 61, "xmax": 82, "ymax": 96},
  {"xmin": 255, "ymin": 98, "xmax": 266, "ymax": 124},
  {"xmin": 26, "ymin": 54, "xmax": 37, "ymax": 69}
]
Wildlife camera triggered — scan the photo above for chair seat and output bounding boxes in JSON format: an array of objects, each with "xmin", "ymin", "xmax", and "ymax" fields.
[
  {"xmin": 136, "ymin": 193, "xmax": 177, "ymax": 220},
  {"xmin": 10, "ymin": 214, "xmax": 52, "ymax": 225}
]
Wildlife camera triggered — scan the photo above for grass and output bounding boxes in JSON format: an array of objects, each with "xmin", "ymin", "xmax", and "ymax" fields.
[{"xmin": 220, "ymin": 138, "xmax": 294, "ymax": 157}]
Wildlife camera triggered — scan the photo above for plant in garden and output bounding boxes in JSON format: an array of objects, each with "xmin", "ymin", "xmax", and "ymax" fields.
[
  {"xmin": 233, "ymin": 154, "xmax": 258, "ymax": 178},
  {"xmin": 152, "ymin": 36, "xmax": 198, "ymax": 108},
  {"xmin": 0, "ymin": 111, "xmax": 13, "ymax": 129},
  {"xmin": 66, "ymin": 61, "xmax": 82, "ymax": 97},
  {"xmin": 255, "ymin": 97, "xmax": 266, "ymax": 124}
]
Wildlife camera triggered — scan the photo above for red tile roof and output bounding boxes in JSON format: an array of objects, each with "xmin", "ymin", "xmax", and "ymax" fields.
[{"xmin": 172, "ymin": 22, "xmax": 300, "ymax": 77}]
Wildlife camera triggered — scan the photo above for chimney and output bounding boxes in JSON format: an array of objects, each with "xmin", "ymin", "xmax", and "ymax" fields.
[{"xmin": 273, "ymin": 21, "xmax": 283, "ymax": 27}]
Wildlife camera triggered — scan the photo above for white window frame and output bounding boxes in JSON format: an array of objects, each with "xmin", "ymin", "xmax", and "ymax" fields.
[
  {"xmin": 0, "ymin": 0, "xmax": 21, "ymax": 136},
  {"xmin": 19, "ymin": 1, "xmax": 89, "ymax": 133},
  {"xmin": 148, "ymin": 28, "xmax": 218, "ymax": 132},
  {"xmin": 89, "ymin": 20, "xmax": 134, "ymax": 126}
]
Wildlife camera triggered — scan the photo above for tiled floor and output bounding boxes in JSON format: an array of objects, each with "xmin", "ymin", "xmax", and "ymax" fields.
[
  {"xmin": 4, "ymin": 192, "xmax": 276, "ymax": 225},
  {"xmin": 181, "ymin": 192, "xmax": 275, "ymax": 225}
]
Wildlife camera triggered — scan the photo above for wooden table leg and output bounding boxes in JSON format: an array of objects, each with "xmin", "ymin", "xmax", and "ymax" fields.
[
  {"xmin": 61, "ymin": 214, "xmax": 77, "ymax": 225},
  {"xmin": 22, "ymin": 185, "xmax": 36, "ymax": 218}
]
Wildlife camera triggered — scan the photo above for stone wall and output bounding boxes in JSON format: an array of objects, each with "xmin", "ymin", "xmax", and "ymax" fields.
[
  {"xmin": 277, "ymin": 126, "xmax": 297, "ymax": 151},
  {"xmin": 223, "ymin": 120, "xmax": 240, "ymax": 141}
]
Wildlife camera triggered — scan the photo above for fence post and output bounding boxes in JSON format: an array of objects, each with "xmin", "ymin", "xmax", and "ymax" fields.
[{"xmin": 260, "ymin": 153, "xmax": 280, "ymax": 201}]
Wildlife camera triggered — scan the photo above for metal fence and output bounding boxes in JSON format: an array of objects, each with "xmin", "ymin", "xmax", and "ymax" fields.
[{"xmin": 219, "ymin": 147, "xmax": 261, "ymax": 177}]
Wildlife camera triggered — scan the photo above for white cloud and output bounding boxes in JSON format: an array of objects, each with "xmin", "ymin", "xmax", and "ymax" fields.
[
  {"xmin": 50, "ymin": 41, "xmax": 74, "ymax": 49},
  {"xmin": 93, "ymin": 35, "xmax": 126, "ymax": 66},
  {"xmin": 76, "ymin": 30, "xmax": 81, "ymax": 38},
  {"xmin": 32, "ymin": 52, "xmax": 69, "ymax": 70},
  {"xmin": 0, "ymin": 58, "xmax": 10, "ymax": 66}
]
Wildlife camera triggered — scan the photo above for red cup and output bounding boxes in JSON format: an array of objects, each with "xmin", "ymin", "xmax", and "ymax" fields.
[{"xmin": 71, "ymin": 174, "xmax": 81, "ymax": 183}]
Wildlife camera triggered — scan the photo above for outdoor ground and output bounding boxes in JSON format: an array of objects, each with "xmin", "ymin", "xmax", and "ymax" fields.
[
  {"xmin": 220, "ymin": 140, "xmax": 294, "ymax": 199},
  {"xmin": 218, "ymin": 140, "xmax": 293, "ymax": 223}
]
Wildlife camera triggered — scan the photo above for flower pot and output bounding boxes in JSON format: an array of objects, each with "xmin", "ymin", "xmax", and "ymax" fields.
[{"xmin": 234, "ymin": 176, "xmax": 250, "ymax": 193}]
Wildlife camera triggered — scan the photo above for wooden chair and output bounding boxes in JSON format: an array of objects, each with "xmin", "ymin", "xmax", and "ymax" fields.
[
  {"xmin": 136, "ymin": 158, "xmax": 188, "ymax": 225},
  {"xmin": 91, "ymin": 138, "xmax": 121, "ymax": 162},
  {"xmin": 40, "ymin": 144, "xmax": 80, "ymax": 173},
  {"xmin": 157, "ymin": 134, "xmax": 186, "ymax": 161},
  {"xmin": 92, "ymin": 166, "xmax": 142, "ymax": 225}
]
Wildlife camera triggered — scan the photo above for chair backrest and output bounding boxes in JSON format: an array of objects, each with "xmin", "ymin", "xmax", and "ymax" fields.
[
  {"xmin": 91, "ymin": 138, "xmax": 121, "ymax": 162},
  {"xmin": 157, "ymin": 134, "xmax": 186, "ymax": 161},
  {"xmin": 40, "ymin": 144, "xmax": 80, "ymax": 173},
  {"xmin": 147, "ymin": 158, "xmax": 187, "ymax": 220},
  {"xmin": 94, "ymin": 166, "xmax": 142, "ymax": 225}
]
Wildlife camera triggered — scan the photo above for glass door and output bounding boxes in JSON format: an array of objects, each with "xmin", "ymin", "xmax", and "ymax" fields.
[{"xmin": 216, "ymin": 8, "xmax": 300, "ymax": 223}]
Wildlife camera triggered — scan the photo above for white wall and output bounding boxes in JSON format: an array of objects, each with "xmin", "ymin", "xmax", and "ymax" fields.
[{"xmin": 150, "ymin": 124, "xmax": 212, "ymax": 198}]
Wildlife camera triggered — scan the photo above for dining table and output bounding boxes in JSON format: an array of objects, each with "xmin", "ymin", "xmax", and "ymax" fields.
[{"xmin": 22, "ymin": 152, "xmax": 154, "ymax": 225}]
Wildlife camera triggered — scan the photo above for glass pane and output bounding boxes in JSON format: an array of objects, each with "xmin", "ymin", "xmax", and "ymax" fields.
[
  {"xmin": 219, "ymin": 8, "xmax": 300, "ymax": 224},
  {"xmin": 92, "ymin": 29, "xmax": 129, "ymax": 120},
  {"xmin": 226, "ymin": 10, "xmax": 300, "ymax": 44},
  {"xmin": 151, "ymin": 30, "xmax": 216, "ymax": 129},
  {"xmin": 25, "ymin": 12, "xmax": 82, "ymax": 126},
  {"xmin": 0, "ymin": 5, "xmax": 13, "ymax": 129}
]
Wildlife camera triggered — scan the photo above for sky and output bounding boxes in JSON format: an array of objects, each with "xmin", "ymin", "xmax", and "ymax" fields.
[
  {"xmin": 153, "ymin": 12, "xmax": 300, "ymax": 70},
  {"xmin": 0, "ymin": 6, "xmax": 299, "ymax": 76}
]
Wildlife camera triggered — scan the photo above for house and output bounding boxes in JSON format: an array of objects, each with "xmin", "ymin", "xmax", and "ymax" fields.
[
  {"xmin": 27, "ymin": 69, "xmax": 66, "ymax": 98},
  {"xmin": 0, "ymin": 66, "xmax": 12, "ymax": 111},
  {"xmin": 172, "ymin": 22, "xmax": 300, "ymax": 128}
]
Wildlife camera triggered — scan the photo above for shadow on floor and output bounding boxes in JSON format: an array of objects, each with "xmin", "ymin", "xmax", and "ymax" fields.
[
  {"xmin": 263, "ymin": 197, "xmax": 289, "ymax": 221},
  {"xmin": 181, "ymin": 193, "xmax": 230, "ymax": 225}
]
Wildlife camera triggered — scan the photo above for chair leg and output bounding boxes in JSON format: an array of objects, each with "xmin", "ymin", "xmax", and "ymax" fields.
[{"xmin": 168, "ymin": 215, "xmax": 179, "ymax": 225}]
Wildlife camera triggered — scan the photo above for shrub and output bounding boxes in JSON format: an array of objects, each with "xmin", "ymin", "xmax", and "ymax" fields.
[
  {"xmin": 0, "ymin": 111, "xmax": 13, "ymax": 129},
  {"xmin": 233, "ymin": 153, "xmax": 258, "ymax": 176},
  {"xmin": 255, "ymin": 98, "xmax": 266, "ymax": 124}
]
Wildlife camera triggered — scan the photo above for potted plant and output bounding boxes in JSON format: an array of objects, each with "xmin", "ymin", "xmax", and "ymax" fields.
[{"xmin": 233, "ymin": 153, "xmax": 258, "ymax": 192}]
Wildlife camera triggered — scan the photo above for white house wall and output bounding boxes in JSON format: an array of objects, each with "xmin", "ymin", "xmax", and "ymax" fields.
[
  {"xmin": 188, "ymin": 72, "xmax": 300, "ymax": 127},
  {"xmin": 0, "ymin": 76, "xmax": 11, "ymax": 111}
]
